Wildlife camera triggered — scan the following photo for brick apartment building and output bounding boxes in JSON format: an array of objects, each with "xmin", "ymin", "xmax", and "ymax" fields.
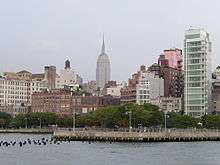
[
  {"xmin": 120, "ymin": 65, "xmax": 146, "ymax": 103},
  {"xmin": 149, "ymin": 48, "xmax": 184, "ymax": 98},
  {"xmin": 31, "ymin": 90, "xmax": 72, "ymax": 115},
  {"xmin": 31, "ymin": 89, "xmax": 120, "ymax": 115}
]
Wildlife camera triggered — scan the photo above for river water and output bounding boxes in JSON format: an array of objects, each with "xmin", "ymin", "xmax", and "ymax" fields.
[{"xmin": 0, "ymin": 134, "xmax": 220, "ymax": 165}]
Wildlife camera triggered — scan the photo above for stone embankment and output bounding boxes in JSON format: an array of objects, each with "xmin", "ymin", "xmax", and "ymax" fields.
[
  {"xmin": 0, "ymin": 129, "xmax": 53, "ymax": 134},
  {"xmin": 54, "ymin": 129, "xmax": 220, "ymax": 142}
]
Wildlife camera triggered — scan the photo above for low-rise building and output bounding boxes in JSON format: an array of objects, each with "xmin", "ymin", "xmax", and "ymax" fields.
[
  {"xmin": 72, "ymin": 95, "xmax": 103, "ymax": 114},
  {"xmin": 152, "ymin": 97, "xmax": 182, "ymax": 113},
  {"xmin": 32, "ymin": 90, "xmax": 72, "ymax": 115},
  {"xmin": 121, "ymin": 65, "xmax": 146, "ymax": 104},
  {"xmin": 31, "ymin": 90, "xmax": 120, "ymax": 115},
  {"xmin": 106, "ymin": 84, "xmax": 123, "ymax": 98}
]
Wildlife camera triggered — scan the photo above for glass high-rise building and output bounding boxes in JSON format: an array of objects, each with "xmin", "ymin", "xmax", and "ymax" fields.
[{"xmin": 184, "ymin": 29, "xmax": 212, "ymax": 117}]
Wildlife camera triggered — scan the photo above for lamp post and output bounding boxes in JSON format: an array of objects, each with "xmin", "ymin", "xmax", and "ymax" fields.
[
  {"xmin": 164, "ymin": 111, "xmax": 169, "ymax": 132},
  {"xmin": 125, "ymin": 107, "xmax": 132, "ymax": 132},
  {"xmin": 70, "ymin": 87, "xmax": 76, "ymax": 132},
  {"xmin": 38, "ymin": 118, "xmax": 42, "ymax": 129},
  {"xmin": 73, "ymin": 111, "xmax": 76, "ymax": 132},
  {"xmin": 164, "ymin": 112, "xmax": 167, "ymax": 132},
  {"xmin": 129, "ymin": 111, "xmax": 132, "ymax": 132},
  {"xmin": 25, "ymin": 117, "xmax": 27, "ymax": 129}
]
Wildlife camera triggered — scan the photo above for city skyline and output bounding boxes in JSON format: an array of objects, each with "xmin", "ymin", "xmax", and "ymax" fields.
[
  {"xmin": 1, "ymin": 0, "xmax": 220, "ymax": 82},
  {"xmin": 1, "ymin": 1, "xmax": 220, "ymax": 165}
]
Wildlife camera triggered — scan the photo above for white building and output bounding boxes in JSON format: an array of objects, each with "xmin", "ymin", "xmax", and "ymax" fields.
[
  {"xmin": 0, "ymin": 78, "xmax": 30, "ymax": 106},
  {"xmin": 56, "ymin": 60, "xmax": 82, "ymax": 89},
  {"xmin": 106, "ymin": 84, "xmax": 123, "ymax": 97},
  {"xmin": 136, "ymin": 72, "xmax": 164, "ymax": 105},
  {"xmin": 0, "ymin": 71, "xmax": 48, "ymax": 115},
  {"xmin": 184, "ymin": 28, "xmax": 212, "ymax": 117}
]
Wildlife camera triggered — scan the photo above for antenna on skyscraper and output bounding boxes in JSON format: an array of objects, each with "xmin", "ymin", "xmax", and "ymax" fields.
[{"xmin": 101, "ymin": 33, "xmax": 105, "ymax": 54}]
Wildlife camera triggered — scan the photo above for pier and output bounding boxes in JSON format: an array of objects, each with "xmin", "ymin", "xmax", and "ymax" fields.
[{"xmin": 54, "ymin": 129, "xmax": 220, "ymax": 142}]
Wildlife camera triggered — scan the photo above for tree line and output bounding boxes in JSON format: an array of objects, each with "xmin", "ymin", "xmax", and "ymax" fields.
[{"xmin": 1, "ymin": 103, "xmax": 220, "ymax": 129}]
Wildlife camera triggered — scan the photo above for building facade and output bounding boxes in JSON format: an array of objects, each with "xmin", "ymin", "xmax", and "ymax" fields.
[
  {"xmin": 184, "ymin": 29, "xmax": 212, "ymax": 117},
  {"xmin": 158, "ymin": 48, "xmax": 183, "ymax": 70},
  {"xmin": 32, "ymin": 90, "xmax": 120, "ymax": 115},
  {"xmin": 121, "ymin": 65, "xmax": 146, "ymax": 104},
  {"xmin": 44, "ymin": 66, "xmax": 56, "ymax": 90},
  {"xmin": 0, "ymin": 70, "xmax": 48, "ymax": 115},
  {"xmin": 152, "ymin": 97, "xmax": 182, "ymax": 113},
  {"xmin": 136, "ymin": 72, "xmax": 164, "ymax": 105},
  {"xmin": 32, "ymin": 90, "xmax": 72, "ymax": 115},
  {"xmin": 106, "ymin": 84, "xmax": 123, "ymax": 98},
  {"xmin": 56, "ymin": 60, "xmax": 83, "ymax": 89},
  {"xmin": 212, "ymin": 67, "xmax": 220, "ymax": 114},
  {"xmin": 96, "ymin": 37, "xmax": 111, "ymax": 88}
]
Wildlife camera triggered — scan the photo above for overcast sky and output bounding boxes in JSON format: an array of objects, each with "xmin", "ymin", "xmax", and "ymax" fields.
[{"xmin": 0, "ymin": 0, "xmax": 219, "ymax": 82}]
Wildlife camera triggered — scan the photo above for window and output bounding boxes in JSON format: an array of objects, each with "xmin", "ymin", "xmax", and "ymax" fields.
[
  {"xmin": 188, "ymin": 71, "xmax": 201, "ymax": 75},
  {"xmin": 185, "ymin": 34, "xmax": 200, "ymax": 39},
  {"xmin": 188, "ymin": 83, "xmax": 201, "ymax": 87},
  {"xmin": 190, "ymin": 59, "xmax": 200, "ymax": 64},
  {"xmin": 188, "ymin": 65, "xmax": 201, "ymax": 70},
  {"xmin": 189, "ymin": 77, "xmax": 201, "ymax": 81}
]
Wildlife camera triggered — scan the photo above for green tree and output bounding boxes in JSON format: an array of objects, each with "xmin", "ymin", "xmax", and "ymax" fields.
[{"xmin": 0, "ymin": 112, "xmax": 12, "ymax": 128}]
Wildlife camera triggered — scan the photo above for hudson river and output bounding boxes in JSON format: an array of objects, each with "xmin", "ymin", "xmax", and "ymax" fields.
[{"xmin": 0, "ymin": 134, "xmax": 220, "ymax": 165}]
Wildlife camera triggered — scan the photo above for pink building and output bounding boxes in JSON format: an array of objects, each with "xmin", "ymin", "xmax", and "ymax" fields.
[{"xmin": 158, "ymin": 48, "xmax": 182, "ymax": 70}]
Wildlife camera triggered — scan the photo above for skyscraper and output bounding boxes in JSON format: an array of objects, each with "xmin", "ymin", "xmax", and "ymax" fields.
[
  {"xmin": 184, "ymin": 28, "xmax": 212, "ymax": 117},
  {"xmin": 96, "ymin": 37, "xmax": 110, "ymax": 88}
]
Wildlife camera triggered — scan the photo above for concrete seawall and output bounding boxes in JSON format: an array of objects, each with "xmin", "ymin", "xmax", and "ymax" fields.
[
  {"xmin": 0, "ymin": 129, "xmax": 53, "ymax": 134},
  {"xmin": 54, "ymin": 129, "xmax": 220, "ymax": 142}
]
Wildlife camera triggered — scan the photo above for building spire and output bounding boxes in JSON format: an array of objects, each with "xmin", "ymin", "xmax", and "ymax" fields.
[{"xmin": 101, "ymin": 34, "xmax": 105, "ymax": 54}]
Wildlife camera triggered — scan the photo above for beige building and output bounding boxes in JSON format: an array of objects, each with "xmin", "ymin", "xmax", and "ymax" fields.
[
  {"xmin": 152, "ymin": 97, "xmax": 182, "ymax": 113},
  {"xmin": 106, "ymin": 84, "xmax": 123, "ymax": 98},
  {"xmin": 56, "ymin": 60, "xmax": 82, "ymax": 89}
]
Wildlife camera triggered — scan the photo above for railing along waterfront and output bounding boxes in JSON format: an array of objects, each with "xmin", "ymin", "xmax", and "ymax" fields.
[{"xmin": 54, "ymin": 128, "xmax": 220, "ymax": 142}]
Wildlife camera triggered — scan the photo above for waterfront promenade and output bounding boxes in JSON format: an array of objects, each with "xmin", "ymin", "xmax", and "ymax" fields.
[{"xmin": 54, "ymin": 128, "xmax": 220, "ymax": 142}]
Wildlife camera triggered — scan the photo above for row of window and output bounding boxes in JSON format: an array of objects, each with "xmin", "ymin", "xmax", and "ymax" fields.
[
  {"xmin": 0, "ymin": 91, "xmax": 29, "ymax": 95},
  {"xmin": 187, "ymin": 64, "xmax": 205, "ymax": 70},
  {"xmin": 187, "ymin": 53, "xmax": 205, "ymax": 58},
  {"xmin": 138, "ymin": 95, "xmax": 150, "ymax": 99},
  {"xmin": 187, "ymin": 82, "xmax": 205, "ymax": 87},
  {"xmin": 0, "ymin": 81, "xmax": 30, "ymax": 86},
  {"xmin": 187, "ymin": 70, "xmax": 204, "ymax": 75},
  {"xmin": 187, "ymin": 106, "xmax": 204, "ymax": 111},
  {"xmin": 138, "ymin": 90, "xmax": 150, "ymax": 94},
  {"xmin": 0, "ymin": 100, "xmax": 29, "ymax": 104},
  {"xmin": 188, "ymin": 59, "xmax": 205, "ymax": 64},
  {"xmin": 187, "ymin": 41, "xmax": 202, "ymax": 46}
]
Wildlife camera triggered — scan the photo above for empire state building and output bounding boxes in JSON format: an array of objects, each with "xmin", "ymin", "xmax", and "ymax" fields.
[{"xmin": 96, "ymin": 37, "xmax": 111, "ymax": 88}]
